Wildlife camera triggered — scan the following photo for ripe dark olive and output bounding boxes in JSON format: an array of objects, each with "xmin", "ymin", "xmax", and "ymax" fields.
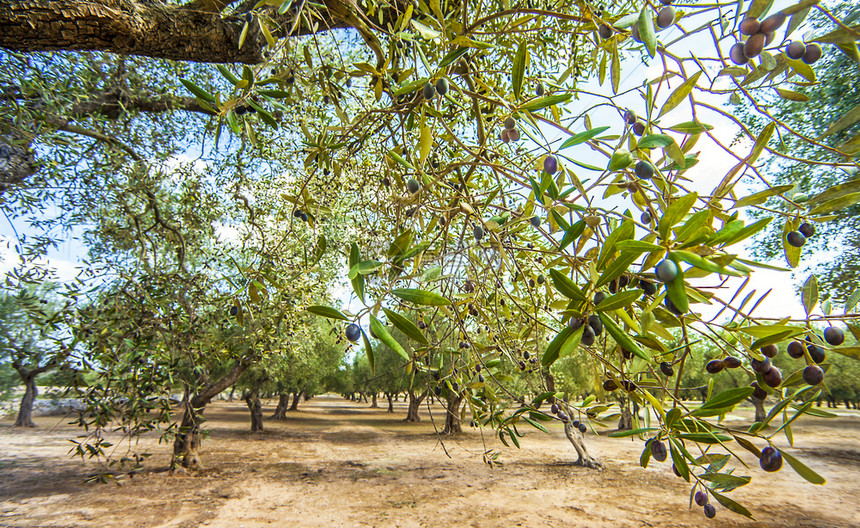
[
  {"xmin": 704, "ymin": 503, "xmax": 716, "ymax": 519},
  {"xmin": 824, "ymin": 326, "xmax": 844, "ymax": 346},
  {"xmin": 529, "ymin": 278, "xmax": 536, "ymax": 288},
  {"xmin": 572, "ymin": 420, "xmax": 580, "ymax": 428},
  {"xmin": 730, "ymin": 42, "xmax": 750, "ymax": 65},
  {"xmin": 624, "ymin": 109, "xmax": 637, "ymax": 125},
  {"xmin": 640, "ymin": 280, "xmax": 657, "ymax": 296},
  {"xmin": 808, "ymin": 345, "xmax": 826, "ymax": 364},
  {"xmin": 787, "ymin": 231, "xmax": 806, "ymax": 247},
  {"xmin": 508, "ymin": 128, "xmax": 521, "ymax": 141},
  {"xmin": 651, "ymin": 439, "xmax": 668, "ymax": 462},
  {"xmin": 599, "ymin": 24, "xmax": 613, "ymax": 39},
  {"xmin": 744, "ymin": 33, "xmax": 766, "ymax": 58},
  {"xmin": 657, "ymin": 6, "xmax": 675, "ymax": 29},
  {"xmin": 660, "ymin": 0, "xmax": 672, "ymax": 5},
  {"xmin": 407, "ymin": 178, "xmax": 420, "ymax": 193},
  {"xmin": 504, "ymin": 116, "xmax": 516, "ymax": 130},
  {"xmin": 739, "ymin": 17, "xmax": 761, "ymax": 36},
  {"xmin": 603, "ymin": 379, "xmax": 619, "ymax": 391},
  {"xmin": 578, "ymin": 422, "xmax": 587, "ymax": 433},
  {"xmin": 474, "ymin": 224, "xmax": 484, "ymax": 241},
  {"xmin": 530, "ymin": 215, "xmax": 541, "ymax": 228},
  {"xmin": 346, "ymin": 323, "xmax": 361, "ymax": 342},
  {"xmin": 423, "ymin": 82, "xmax": 436, "ymax": 99},
  {"xmin": 723, "ymin": 356, "xmax": 742, "ymax": 369},
  {"xmin": 300, "ymin": 212, "xmax": 308, "ymax": 222},
  {"xmin": 695, "ymin": 491, "xmax": 708, "ymax": 506},
  {"xmin": 655, "ymin": 259, "xmax": 679, "ymax": 283},
  {"xmin": 633, "ymin": 119, "xmax": 647, "ymax": 136},
  {"xmin": 551, "ymin": 403, "xmax": 559, "ymax": 414},
  {"xmin": 803, "ymin": 365, "xmax": 825, "ymax": 385},
  {"xmin": 751, "ymin": 381, "xmax": 768, "ymax": 400},
  {"xmin": 660, "ymin": 361, "xmax": 674, "ymax": 377},
  {"xmin": 594, "ymin": 291, "xmax": 607, "ymax": 305},
  {"xmin": 588, "ymin": 314, "xmax": 603, "ymax": 336},
  {"xmin": 478, "ymin": 374, "xmax": 484, "ymax": 383},
  {"xmin": 569, "ymin": 317, "xmax": 584, "ymax": 330},
  {"xmin": 787, "ymin": 340, "xmax": 806, "ymax": 358},
  {"xmin": 763, "ymin": 366, "xmax": 782, "ymax": 388},
  {"xmin": 640, "ymin": 212, "xmax": 652, "ymax": 224},
  {"xmin": 544, "ymin": 155, "xmax": 558, "ymax": 174},
  {"xmin": 499, "ymin": 129, "xmax": 510, "ymax": 143},
  {"xmin": 436, "ymin": 77, "xmax": 449, "ymax": 96},
  {"xmin": 706, "ymin": 359, "xmax": 724, "ymax": 374},
  {"xmin": 761, "ymin": 344, "xmax": 779, "ymax": 358},
  {"xmin": 786, "ymin": 40, "xmax": 807, "ymax": 60},
  {"xmin": 475, "ymin": 364, "xmax": 482, "ymax": 372},
  {"xmin": 621, "ymin": 380, "xmax": 638, "ymax": 392},
  {"xmin": 672, "ymin": 464, "xmax": 682, "ymax": 477},
  {"xmin": 635, "ymin": 160, "xmax": 655, "ymax": 179},
  {"xmin": 229, "ymin": 305, "xmax": 239, "ymax": 316},
  {"xmin": 798, "ymin": 222, "xmax": 815, "ymax": 238},
  {"xmin": 581, "ymin": 324, "xmax": 596, "ymax": 346},
  {"xmin": 760, "ymin": 12, "xmax": 787, "ymax": 34},
  {"xmin": 760, "ymin": 446, "xmax": 783, "ymax": 472},
  {"xmin": 665, "ymin": 296, "xmax": 684, "ymax": 315},
  {"xmin": 803, "ymin": 43, "xmax": 823, "ymax": 64},
  {"xmin": 293, "ymin": 209, "xmax": 303, "ymax": 218},
  {"xmin": 537, "ymin": 274, "xmax": 545, "ymax": 285},
  {"xmin": 751, "ymin": 356, "xmax": 771, "ymax": 373}
]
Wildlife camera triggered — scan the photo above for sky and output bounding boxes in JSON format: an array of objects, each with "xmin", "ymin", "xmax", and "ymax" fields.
[{"xmin": 0, "ymin": 0, "xmax": 836, "ymax": 323}]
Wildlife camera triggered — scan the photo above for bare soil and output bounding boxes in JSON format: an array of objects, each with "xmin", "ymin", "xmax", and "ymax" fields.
[{"xmin": 1, "ymin": 395, "xmax": 859, "ymax": 528}]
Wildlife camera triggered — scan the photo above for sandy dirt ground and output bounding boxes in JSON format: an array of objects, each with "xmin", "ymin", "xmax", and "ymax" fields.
[{"xmin": 1, "ymin": 395, "xmax": 858, "ymax": 528}]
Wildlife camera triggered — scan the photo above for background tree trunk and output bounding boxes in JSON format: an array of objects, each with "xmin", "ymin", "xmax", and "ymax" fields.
[
  {"xmin": 405, "ymin": 388, "xmax": 428, "ymax": 422},
  {"xmin": 751, "ymin": 397, "xmax": 767, "ymax": 423},
  {"xmin": 245, "ymin": 390, "xmax": 264, "ymax": 433},
  {"xmin": 386, "ymin": 392, "xmax": 394, "ymax": 413},
  {"xmin": 14, "ymin": 373, "xmax": 37, "ymax": 427},
  {"xmin": 617, "ymin": 396, "xmax": 633, "ymax": 430},
  {"xmin": 271, "ymin": 393, "xmax": 289, "ymax": 420},
  {"xmin": 288, "ymin": 391, "xmax": 301, "ymax": 411},
  {"xmin": 442, "ymin": 393, "xmax": 463, "ymax": 435},
  {"xmin": 370, "ymin": 392, "xmax": 378, "ymax": 408}
]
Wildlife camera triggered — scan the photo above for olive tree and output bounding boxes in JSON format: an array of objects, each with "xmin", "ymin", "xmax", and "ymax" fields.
[{"xmin": 3, "ymin": 0, "xmax": 860, "ymax": 519}]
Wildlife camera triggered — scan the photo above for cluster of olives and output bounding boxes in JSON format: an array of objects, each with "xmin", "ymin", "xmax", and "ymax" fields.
[
  {"xmin": 694, "ymin": 490, "xmax": 717, "ymax": 519},
  {"xmin": 422, "ymin": 77, "xmax": 449, "ymax": 100},
  {"xmin": 787, "ymin": 221, "xmax": 815, "ymax": 248},
  {"xmin": 293, "ymin": 209, "xmax": 309, "ymax": 222},
  {"xmin": 627, "ymin": 0, "xmax": 676, "ymax": 42},
  {"xmin": 785, "ymin": 40, "xmax": 823, "ymax": 63},
  {"xmin": 234, "ymin": 104, "xmax": 257, "ymax": 116},
  {"xmin": 568, "ymin": 314, "xmax": 604, "ymax": 346},
  {"xmin": 500, "ymin": 116, "xmax": 522, "ymax": 143},
  {"xmin": 730, "ymin": 12, "xmax": 787, "ymax": 65},
  {"xmin": 624, "ymin": 109, "xmax": 647, "ymax": 136}
]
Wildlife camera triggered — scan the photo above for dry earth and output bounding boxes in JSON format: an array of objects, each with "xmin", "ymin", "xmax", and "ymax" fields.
[{"xmin": 1, "ymin": 395, "xmax": 859, "ymax": 528}]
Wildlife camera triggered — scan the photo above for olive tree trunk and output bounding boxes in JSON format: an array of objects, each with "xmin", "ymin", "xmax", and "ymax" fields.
[
  {"xmin": 562, "ymin": 403, "xmax": 602, "ymax": 469},
  {"xmin": 405, "ymin": 388, "xmax": 428, "ymax": 422},
  {"xmin": 442, "ymin": 393, "xmax": 463, "ymax": 435},
  {"xmin": 14, "ymin": 373, "xmax": 38, "ymax": 427},
  {"xmin": 271, "ymin": 393, "xmax": 290, "ymax": 420}
]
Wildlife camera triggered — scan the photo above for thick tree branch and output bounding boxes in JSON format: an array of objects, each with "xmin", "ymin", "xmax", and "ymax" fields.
[{"xmin": 0, "ymin": 0, "xmax": 403, "ymax": 64}]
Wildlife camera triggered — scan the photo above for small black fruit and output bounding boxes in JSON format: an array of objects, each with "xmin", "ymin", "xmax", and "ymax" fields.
[
  {"xmin": 651, "ymin": 439, "xmax": 668, "ymax": 462},
  {"xmin": 594, "ymin": 291, "xmax": 607, "ymax": 305},
  {"xmin": 763, "ymin": 366, "xmax": 782, "ymax": 388},
  {"xmin": 739, "ymin": 17, "xmax": 761, "ymax": 36},
  {"xmin": 803, "ymin": 365, "xmax": 824, "ymax": 385},
  {"xmin": 761, "ymin": 344, "xmax": 778, "ymax": 358},
  {"xmin": 695, "ymin": 491, "xmax": 708, "ymax": 507},
  {"xmin": 706, "ymin": 359, "xmax": 724, "ymax": 374},
  {"xmin": 751, "ymin": 356, "xmax": 771, "ymax": 373},
  {"xmin": 530, "ymin": 216, "xmax": 541, "ymax": 228},
  {"xmin": 603, "ymin": 379, "xmax": 619, "ymax": 391},
  {"xmin": 504, "ymin": 116, "xmax": 516, "ymax": 130},
  {"xmin": 656, "ymin": 6, "xmax": 675, "ymax": 29},
  {"xmin": 730, "ymin": 42, "xmax": 750, "ymax": 65},
  {"xmin": 640, "ymin": 212, "xmax": 652, "ymax": 224},
  {"xmin": 633, "ymin": 119, "xmax": 646, "ymax": 136},
  {"xmin": 802, "ymin": 43, "xmax": 822, "ymax": 64},
  {"xmin": 660, "ymin": 361, "xmax": 674, "ymax": 377},
  {"xmin": 588, "ymin": 314, "xmax": 603, "ymax": 336},
  {"xmin": 229, "ymin": 305, "xmax": 238, "ymax": 316},
  {"xmin": 787, "ymin": 231, "xmax": 806, "ymax": 247},
  {"xmin": 786, "ymin": 40, "xmax": 806, "ymax": 60},
  {"xmin": 599, "ymin": 24, "xmax": 613, "ymax": 39},
  {"xmin": 787, "ymin": 340, "xmax": 805, "ymax": 358},
  {"xmin": 760, "ymin": 446, "xmax": 783, "ymax": 472},
  {"xmin": 346, "ymin": 323, "xmax": 361, "ymax": 342},
  {"xmin": 640, "ymin": 280, "xmax": 657, "ymax": 296},
  {"xmin": 635, "ymin": 160, "xmax": 655, "ymax": 179},
  {"xmin": 578, "ymin": 422, "xmax": 587, "ymax": 433},
  {"xmin": 751, "ymin": 381, "xmax": 768, "ymax": 400},
  {"xmin": 581, "ymin": 324, "xmax": 596, "ymax": 346},
  {"xmin": 544, "ymin": 155, "xmax": 558, "ymax": 174},
  {"xmin": 798, "ymin": 222, "xmax": 815, "ymax": 238},
  {"xmin": 407, "ymin": 178, "xmax": 420, "ymax": 194},
  {"xmin": 474, "ymin": 225, "xmax": 484, "ymax": 240},
  {"xmin": 704, "ymin": 503, "xmax": 716, "ymax": 519},
  {"xmin": 824, "ymin": 326, "xmax": 844, "ymax": 346}
]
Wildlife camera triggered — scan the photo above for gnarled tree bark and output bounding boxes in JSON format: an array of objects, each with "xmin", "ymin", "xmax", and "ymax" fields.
[{"xmin": 562, "ymin": 403, "xmax": 602, "ymax": 469}]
